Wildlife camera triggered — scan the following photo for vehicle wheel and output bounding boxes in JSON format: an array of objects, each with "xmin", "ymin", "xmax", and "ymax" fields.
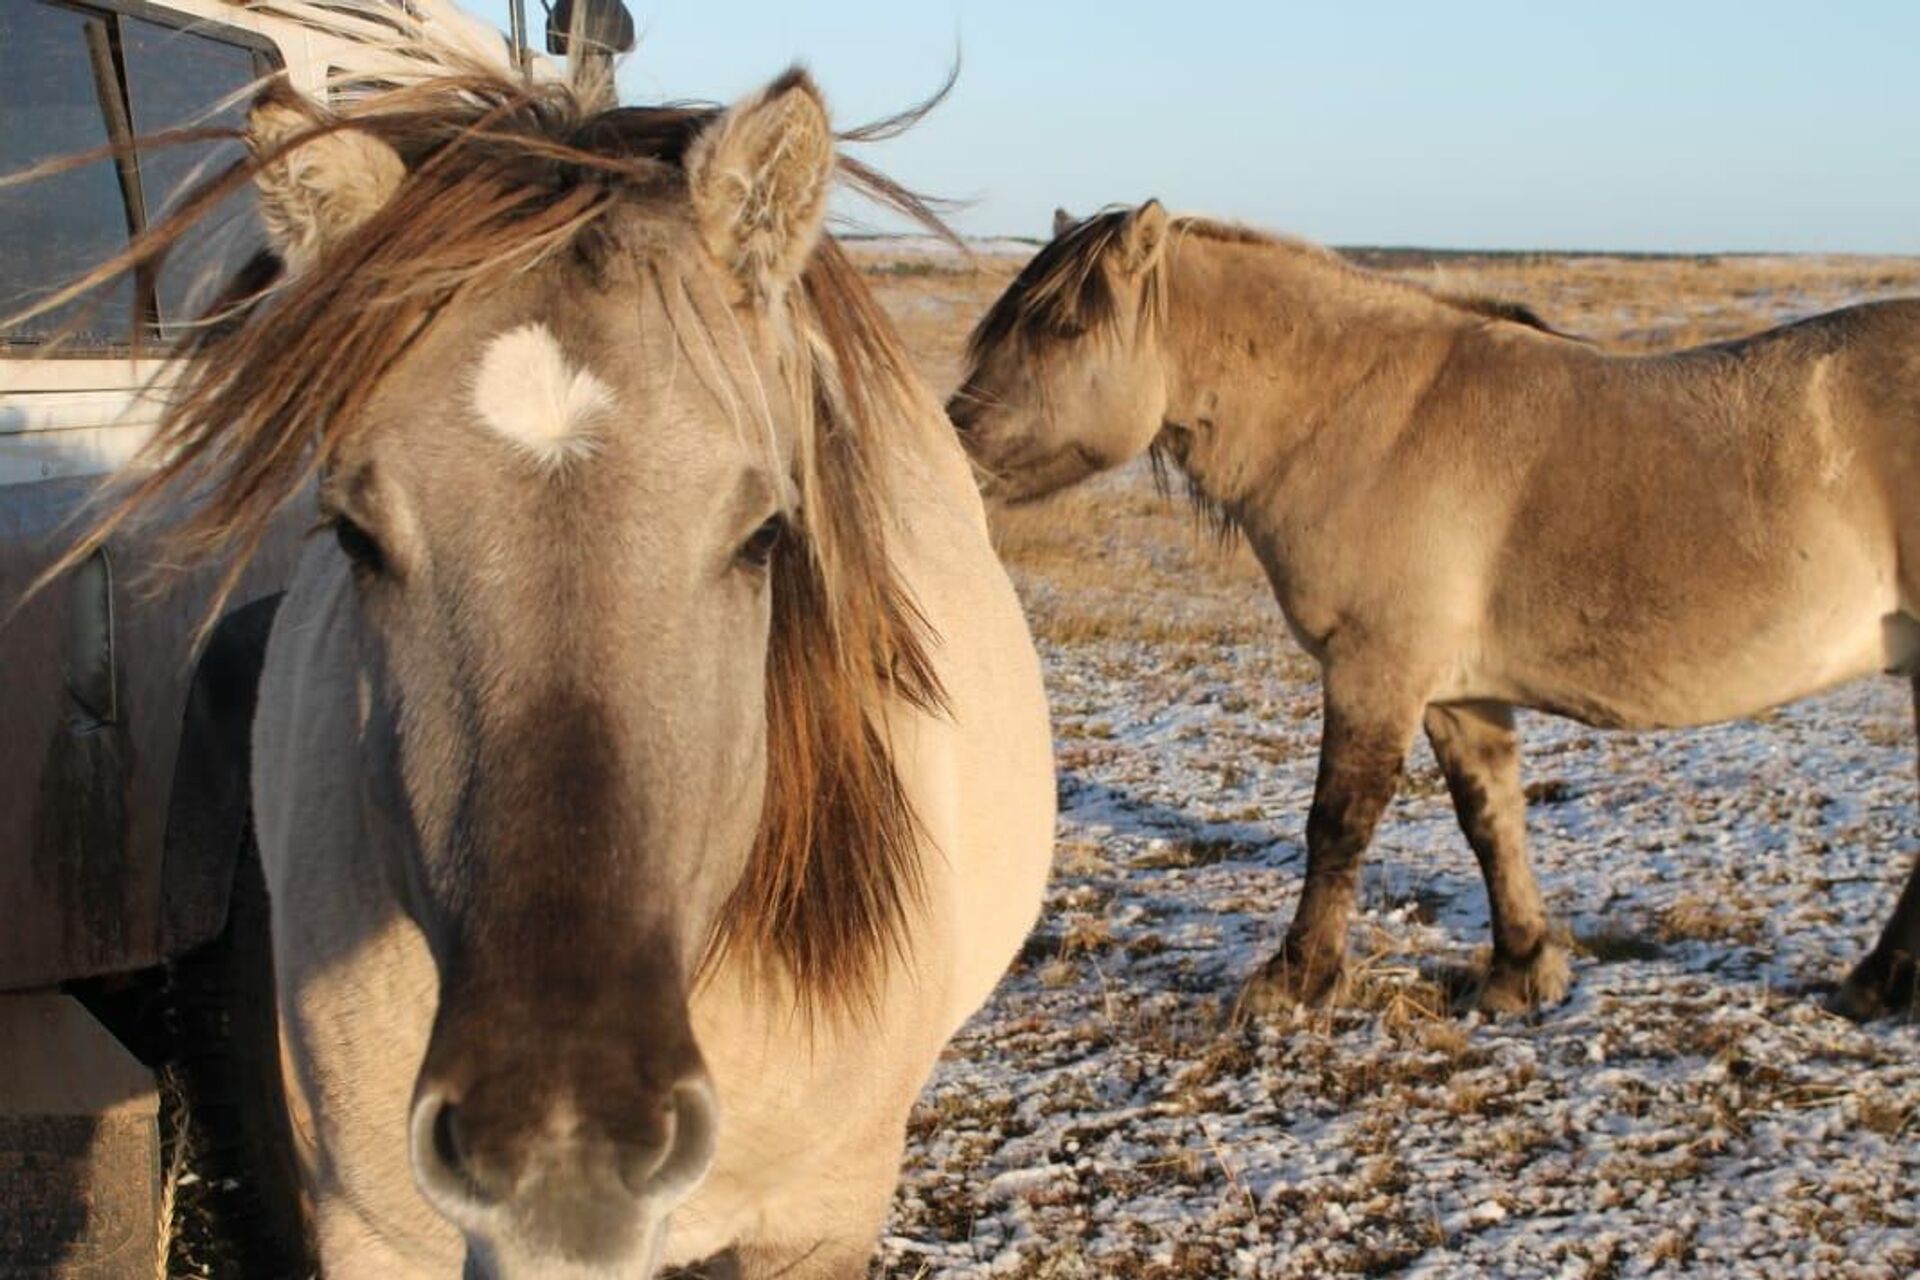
[{"xmin": 159, "ymin": 825, "xmax": 313, "ymax": 1278}]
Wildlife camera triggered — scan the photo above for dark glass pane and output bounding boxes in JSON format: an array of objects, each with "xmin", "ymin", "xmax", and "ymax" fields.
[
  {"xmin": 0, "ymin": 1, "xmax": 136, "ymax": 349},
  {"xmin": 121, "ymin": 16, "xmax": 266, "ymax": 335}
]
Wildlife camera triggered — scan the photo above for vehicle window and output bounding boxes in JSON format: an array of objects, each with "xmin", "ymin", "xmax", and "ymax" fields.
[
  {"xmin": 0, "ymin": 1, "xmax": 137, "ymax": 349},
  {"xmin": 120, "ymin": 16, "xmax": 270, "ymax": 336},
  {"xmin": 0, "ymin": 1, "xmax": 275, "ymax": 354}
]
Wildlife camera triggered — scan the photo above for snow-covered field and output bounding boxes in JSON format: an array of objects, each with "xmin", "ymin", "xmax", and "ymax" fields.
[
  {"xmin": 862, "ymin": 251, "xmax": 1920, "ymax": 1279},
  {"xmin": 878, "ymin": 628, "xmax": 1917, "ymax": 1278}
]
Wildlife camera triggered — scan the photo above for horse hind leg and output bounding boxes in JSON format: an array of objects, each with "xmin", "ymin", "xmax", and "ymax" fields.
[
  {"xmin": 1425, "ymin": 702, "xmax": 1573, "ymax": 1014},
  {"xmin": 1827, "ymin": 673, "xmax": 1920, "ymax": 1020}
]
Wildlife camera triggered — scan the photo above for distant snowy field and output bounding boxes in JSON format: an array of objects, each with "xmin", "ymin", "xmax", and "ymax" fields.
[
  {"xmin": 841, "ymin": 233, "xmax": 1042, "ymax": 260},
  {"xmin": 877, "ymin": 639, "xmax": 1918, "ymax": 1278}
]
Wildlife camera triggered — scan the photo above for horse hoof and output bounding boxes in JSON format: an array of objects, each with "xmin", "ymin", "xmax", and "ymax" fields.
[
  {"xmin": 1475, "ymin": 941, "xmax": 1574, "ymax": 1016},
  {"xmin": 1826, "ymin": 951, "xmax": 1916, "ymax": 1023},
  {"xmin": 1233, "ymin": 951, "xmax": 1344, "ymax": 1022}
]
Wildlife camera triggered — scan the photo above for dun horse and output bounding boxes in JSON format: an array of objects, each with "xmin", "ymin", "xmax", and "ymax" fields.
[
  {"xmin": 952, "ymin": 202, "xmax": 1920, "ymax": 1021},
  {"xmin": 45, "ymin": 33, "xmax": 1054, "ymax": 1280}
]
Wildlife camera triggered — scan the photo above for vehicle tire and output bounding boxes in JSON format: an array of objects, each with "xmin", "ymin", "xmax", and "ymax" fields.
[{"xmin": 159, "ymin": 825, "xmax": 314, "ymax": 1278}]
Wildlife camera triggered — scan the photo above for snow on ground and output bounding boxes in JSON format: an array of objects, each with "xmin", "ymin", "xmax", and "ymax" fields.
[
  {"xmin": 877, "ymin": 635, "xmax": 1919, "ymax": 1278},
  {"xmin": 855, "ymin": 250, "xmax": 1920, "ymax": 1279}
]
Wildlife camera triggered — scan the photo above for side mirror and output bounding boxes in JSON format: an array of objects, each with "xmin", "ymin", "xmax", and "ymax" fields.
[{"xmin": 546, "ymin": 0, "xmax": 636, "ymax": 56}]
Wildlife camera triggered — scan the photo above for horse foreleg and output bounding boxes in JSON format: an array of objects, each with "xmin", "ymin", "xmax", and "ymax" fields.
[
  {"xmin": 1425, "ymin": 702, "xmax": 1572, "ymax": 1013},
  {"xmin": 1240, "ymin": 662, "xmax": 1423, "ymax": 1015},
  {"xmin": 1828, "ymin": 675, "xmax": 1920, "ymax": 1020}
]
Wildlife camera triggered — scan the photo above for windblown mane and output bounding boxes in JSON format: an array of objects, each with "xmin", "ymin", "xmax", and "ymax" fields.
[
  {"xmin": 967, "ymin": 208, "xmax": 1567, "ymax": 361},
  {"xmin": 33, "ymin": 35, "xmax": 951, "ymax": 1015}
]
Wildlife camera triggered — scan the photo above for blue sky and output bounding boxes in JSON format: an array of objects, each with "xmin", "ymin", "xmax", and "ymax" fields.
[{"xmin": 471, "ymin": 2, "xmax": 1920, "ymax": 253}]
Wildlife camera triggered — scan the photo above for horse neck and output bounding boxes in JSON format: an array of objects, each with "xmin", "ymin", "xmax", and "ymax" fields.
[{"xmin": 1155, "ymin": 233, "xmax": 1474, "ymax": 515}]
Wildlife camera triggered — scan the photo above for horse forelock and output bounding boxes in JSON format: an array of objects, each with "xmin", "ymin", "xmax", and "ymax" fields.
[
  {"xmin": 965, "ymin": 208, "xmax": 1137, "ymax": 359},
  {"xmin": 53, "ymin": 49, "xmax": 948, "ymax": 1016}
]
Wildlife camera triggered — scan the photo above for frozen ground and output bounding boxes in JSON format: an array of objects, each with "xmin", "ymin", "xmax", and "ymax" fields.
[
  {"xmin": 858, "ymin": 248, "xmax": 1920, "ymax": 1279},
  {"xmin": 876, "ymin": 636, "xmax": 1919, "ymax": 1278}
]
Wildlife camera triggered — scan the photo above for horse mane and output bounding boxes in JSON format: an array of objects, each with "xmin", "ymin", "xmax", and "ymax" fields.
[
  {"xmin": 966, "ymin": 209, "xmax": 1145, "ymax": 357},
  {"xmin": 1434, "ymin": 293, "xmax": 1566, "ymax": 335},
  {"xmin": 32, "ymin": 33, "xmax": 950, "ymax": 1016},
  {"xmin": 967, "ymin": 207, "xmax": 1567, "ymax": 361}
]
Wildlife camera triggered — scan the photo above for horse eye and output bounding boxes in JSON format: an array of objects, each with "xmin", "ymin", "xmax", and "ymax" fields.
[
  {"xmin": 333, "ymin": 516, "xmax": 385, "ymax": 574},
  {"xmin": 738, "ymin": 515, "xmax": 785, "ymax": 569}
]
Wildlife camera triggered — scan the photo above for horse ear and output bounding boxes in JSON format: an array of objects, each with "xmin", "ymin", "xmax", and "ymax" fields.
[
  {"xmin": 247, "ymin": 87, "xmax": 404, "ymax": 275},
  {"xmin": 687, "ymin": 69, "xmax": 834, "ymax": 304},
  {"xmin": 1052, "ymin": 207, "xmax": 1076, "ymax": 238},
  {"xmin": 1118, "ymin": 199, "xmax": 1169, "ymax": 276}
]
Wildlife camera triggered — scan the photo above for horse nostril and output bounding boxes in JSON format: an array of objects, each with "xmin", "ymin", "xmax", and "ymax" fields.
[
  {"xmin": 432, "ymin": 1098, "xmax": 468, "ymax": 1180},
  {"xmin": 411, "ymin": 1089, "xmax": 506, "ymax": 1210},
  {"xmin": 621, "ymin": 1075, "xmax": 718, "ymax": 1203}
]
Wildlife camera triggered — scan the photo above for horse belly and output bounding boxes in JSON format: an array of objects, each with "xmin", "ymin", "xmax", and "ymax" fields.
[{"xmin": 1487, "ymin": 557, "xmax": 1903, "ymax": 730}]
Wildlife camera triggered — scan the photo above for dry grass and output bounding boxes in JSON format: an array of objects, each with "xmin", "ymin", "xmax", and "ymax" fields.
[
  {"xmin": 1353, "ymin": 249, "xmax": 1920, "ymax": 352},
  {"xmin": 156, "ymin": 1098, "xmax": 186, "ymax": 1280},
  {"xmin": 1656, "ymin": 892, "xmax": 1767, "ymax": 946}
]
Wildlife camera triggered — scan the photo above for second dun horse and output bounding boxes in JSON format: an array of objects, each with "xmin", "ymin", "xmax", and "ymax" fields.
[
  {"xmin": 44, "ymin": 22, "xmax": 1055, "ymax": 1280},
  {"xmin": 952, "ymin": 201, "xmax": 1920, "ymax": 1022}
]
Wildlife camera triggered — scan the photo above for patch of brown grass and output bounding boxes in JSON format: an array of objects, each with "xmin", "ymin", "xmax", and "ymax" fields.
[
  {"xmin": 1853, "ymin": 1090, "xmax": 1917, "ymax": 1137},
  {"xmin": 1059, "ymin": 913, "xmax": 1117, "ymax": 957},
  {"xmin": 1575, "ymin": 924, "xmax": 1670, "ymax": 964},
  {"xmin": 1656, "ymin": 894, "xmax": 1766, "ymax": 946}
]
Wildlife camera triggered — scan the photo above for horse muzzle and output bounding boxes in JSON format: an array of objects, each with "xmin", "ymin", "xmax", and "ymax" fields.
[{"xmin": 406, "ymin": 970, "xmax": 718, "ymax": 1276}]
